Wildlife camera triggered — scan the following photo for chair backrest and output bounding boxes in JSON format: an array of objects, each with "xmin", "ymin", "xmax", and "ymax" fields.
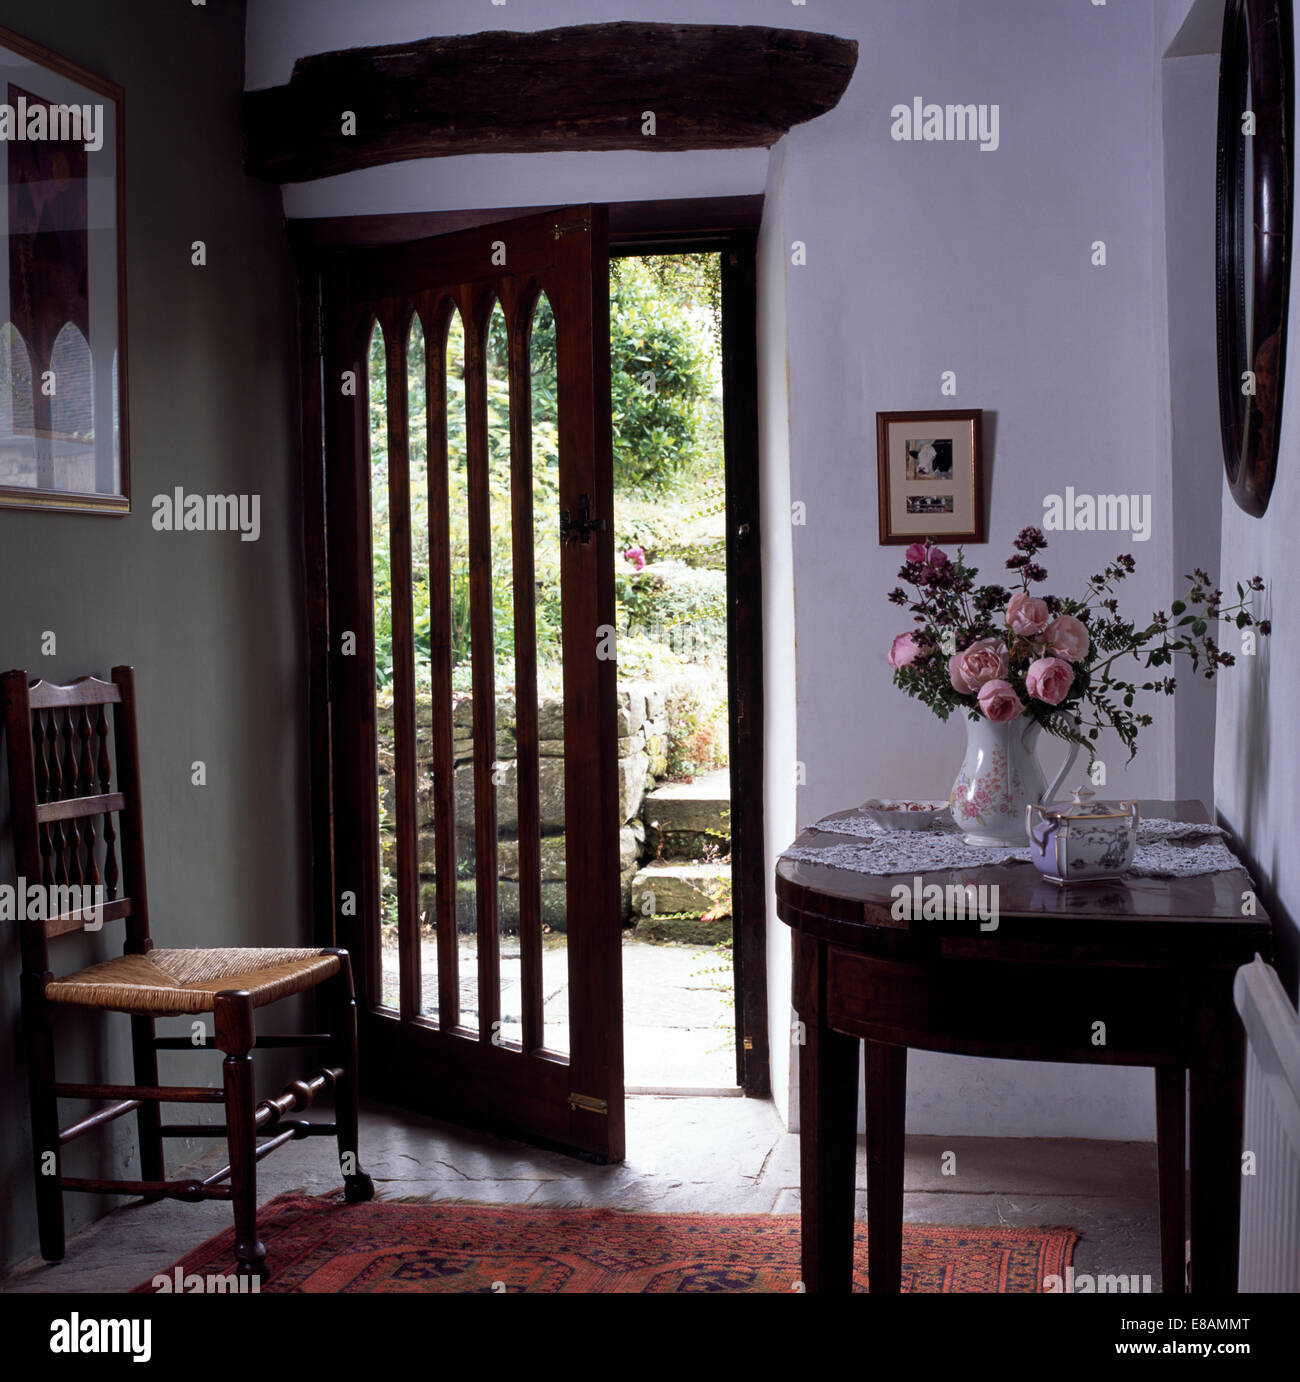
[{"xmin": 2, "ymin": 666, "xmax": 150, "ymax": 976}]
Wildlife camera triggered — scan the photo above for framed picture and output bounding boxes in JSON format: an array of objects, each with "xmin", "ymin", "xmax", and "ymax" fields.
[
  {"xmin": 876, "ymin": 408, "xmax": 984, "ymax": 544},
  {"xmin": 0, "ymin": 25, "xmax": 127, "ymax": 514}
]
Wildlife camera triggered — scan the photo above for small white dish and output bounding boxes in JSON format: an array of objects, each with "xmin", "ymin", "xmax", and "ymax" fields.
[{"xmin": 860, "ymin": 798, "xmax": 950, "ymax": 831}]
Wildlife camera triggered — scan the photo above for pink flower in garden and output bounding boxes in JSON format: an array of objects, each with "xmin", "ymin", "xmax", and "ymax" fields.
[
  {"xmin": 1044, "ymin": 613, "xmax": 1090, "ymax": 662},
  {"xmin": 1025, "ymin": 656, "xmax": 1074, "ymax": 706},
  {"xmin": 888, "ymin": 632, "xmax": 924, "ymax": 668},
  {"xmin": 948, "ymin": 638, "xmax": 1010, "ymax": 693},
  {"xmin": 624, "ymin": 546, "xmax": 646, "ymax": 571},
  {"xmin": 976, "ymin": 679, "xmax": 1025, "ymax": 722},
  {"xmin": 1005, "ymin": 591, "xmax": 1051, "ymax": 637}
]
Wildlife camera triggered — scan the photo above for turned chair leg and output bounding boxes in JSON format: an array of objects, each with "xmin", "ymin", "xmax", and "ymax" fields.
[
  {"xmin": 214, "ymin": 990, "xmax": 266, "ymax": 1278},
  {"xmin": 23, "ymin": 980, "xmax": 65, "ymax": 1261},
  {"xmin": 130, "ymin": 1013, "xmax": 165, "ymax": 1188},
  {"xmin": 325, "ymin": 949, "xmax": 373, "ymax": 1204}
]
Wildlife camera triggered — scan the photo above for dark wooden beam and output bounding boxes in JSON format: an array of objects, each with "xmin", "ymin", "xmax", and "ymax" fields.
[
  {"xmin": 244, "ymin": 22, "xmax": 857, "ymax": 182},
  {"xmin": 283, "ymin": 195, "xmax": 765, "ymax": 252}
]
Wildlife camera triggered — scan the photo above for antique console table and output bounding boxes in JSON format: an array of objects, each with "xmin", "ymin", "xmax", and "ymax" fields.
[{"xmin": 775, "ymin": 799, "xmax": 1271, "ymax": 1294}]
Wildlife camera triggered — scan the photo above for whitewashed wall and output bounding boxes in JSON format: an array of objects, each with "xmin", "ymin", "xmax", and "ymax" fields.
[{"xmin": 247, "ymin": 0, "xmax": 1229, "ymax": 1137}]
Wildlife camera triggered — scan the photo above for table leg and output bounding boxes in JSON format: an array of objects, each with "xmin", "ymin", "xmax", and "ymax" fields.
[
  {"xmin": 865, "ymin": 1039, "xmax": 907, "ymax": 1293},
  {"xmin": 1188, "ymin": 1021, "xmax": 1246, "ymax": 1293},
  {"xmin": 1155, "ymin": 1065, "xmax": 1186, "ymax": 1295},
  {"xmin": 798, "ymin": 1020, "xmax": 860, "ymax": 1293}
]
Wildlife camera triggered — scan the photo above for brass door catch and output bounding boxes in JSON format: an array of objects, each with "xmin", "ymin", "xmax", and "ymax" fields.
[{"xmin": 553, "ymin": 218, "xmax": 591, "ymax": 240}]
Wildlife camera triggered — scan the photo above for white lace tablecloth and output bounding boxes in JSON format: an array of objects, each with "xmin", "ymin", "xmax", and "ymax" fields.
[{"xmin": 780, "ymin": 812, "xmax": 1250, "ymax": 881}]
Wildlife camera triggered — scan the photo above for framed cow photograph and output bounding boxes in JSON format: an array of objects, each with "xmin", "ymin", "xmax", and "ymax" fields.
[{"xmin": 876, "ymin": 408, "xmax": 984, "ymax": 544}]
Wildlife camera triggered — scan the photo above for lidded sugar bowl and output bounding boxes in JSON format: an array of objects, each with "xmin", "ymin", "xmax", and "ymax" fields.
[{"xmin": 1025, "ymin": 787, "xmax": 1140, "ymax": 883}]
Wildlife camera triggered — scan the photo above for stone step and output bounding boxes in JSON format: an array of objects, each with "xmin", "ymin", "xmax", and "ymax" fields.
[
  {"xmin": 641, "ymin": 768, "xmax": 731, "ymax": 859},
  {"xmin": 628, "ymin": 861, "xmax": 732, "ymax": 943}
]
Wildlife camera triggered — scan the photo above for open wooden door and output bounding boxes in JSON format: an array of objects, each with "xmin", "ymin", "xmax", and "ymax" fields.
[{"xmin": 319, "ymin": 206, "xmax": 624, "ymax": 1161}]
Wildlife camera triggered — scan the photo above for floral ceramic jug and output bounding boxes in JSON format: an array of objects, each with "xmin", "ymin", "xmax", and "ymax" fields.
[{"xmin": 949, "ymin": 714, "xmax": 1080, "ymax": 846}]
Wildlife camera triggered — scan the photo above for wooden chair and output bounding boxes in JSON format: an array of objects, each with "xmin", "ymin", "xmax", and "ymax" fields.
[{"xmin": 2, "ymin": 666, "xmax": 373, "ymax": 1279}]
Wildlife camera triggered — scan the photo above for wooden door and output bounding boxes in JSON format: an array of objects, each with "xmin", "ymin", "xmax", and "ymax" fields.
[{"xmin": 319, "ymin": 206, "xmax": 624, "ymax": 1161}]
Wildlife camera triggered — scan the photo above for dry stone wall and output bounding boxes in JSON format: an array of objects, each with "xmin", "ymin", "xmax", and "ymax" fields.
[{"xmin": 377, "ymin": 682, "xmax": 669, "ymax": 931}]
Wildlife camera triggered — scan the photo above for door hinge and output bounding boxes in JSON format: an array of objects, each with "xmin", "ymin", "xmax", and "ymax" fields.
[
  {"xmin": 560, "ymin": 492, "xmax": 607, "ymax": 545},
  {"xmin": 743, "ymin": 1037, "xmax": 754, "ymax": 1051},
  {"xmin": 568, "ymin": 1092, "xmax": 609, "ymax": 1115},
  {"xmin": 553, "ymin": 217, "xmax": 591, "ymax": 240}
]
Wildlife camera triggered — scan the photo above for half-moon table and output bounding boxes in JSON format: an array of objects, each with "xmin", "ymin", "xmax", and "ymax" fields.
[{"xmin": 775, "ymin": 799, "xmax": 1271, "ymax": 1293}]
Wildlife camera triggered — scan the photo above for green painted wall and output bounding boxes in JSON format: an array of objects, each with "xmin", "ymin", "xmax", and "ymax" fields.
[{"xmin": 0, "ymin": 0, "xmax": 309, "ymax": 1274}]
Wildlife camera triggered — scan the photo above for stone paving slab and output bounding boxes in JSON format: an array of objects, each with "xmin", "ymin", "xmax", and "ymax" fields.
[{"xmin": 382, "ymin": 933, "xmax": 737, "ymax": 1088}]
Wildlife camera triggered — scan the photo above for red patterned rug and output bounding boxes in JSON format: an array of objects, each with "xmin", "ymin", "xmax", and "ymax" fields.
[{"xmin": 135, "ymin": 1192, "xmax": 1076, "ymax": 1293}]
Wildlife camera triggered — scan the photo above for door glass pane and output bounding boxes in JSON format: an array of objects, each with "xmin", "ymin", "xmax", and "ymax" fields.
[
  {"xmin": 407, "ymin": 312, "xmax": 436, "ymax": 1021},
  {"xmin": 486, "ymin": 299, "xmax": 523, "ymax": 1046},
  {"xmin": 530, "ymin": 292, "xmax": 569, "ymax": 1055},
  {"xmin": 447, "ymin": 308, "xmax": 477, "ymax": 1029},
  {"xmin": 369, "ymin": 318, "xmax": 399, "ymax": 1012}
]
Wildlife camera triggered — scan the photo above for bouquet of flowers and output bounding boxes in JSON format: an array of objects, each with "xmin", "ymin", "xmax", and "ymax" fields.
[{"xmin": 885, "ymin": 527, "xmax": 1269, "ymax": 761}]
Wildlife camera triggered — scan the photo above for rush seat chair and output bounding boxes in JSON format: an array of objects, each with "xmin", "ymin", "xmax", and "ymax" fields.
[{"xmin": 2, "ymin": 666, "xmax": 373, "ymax": 1279}]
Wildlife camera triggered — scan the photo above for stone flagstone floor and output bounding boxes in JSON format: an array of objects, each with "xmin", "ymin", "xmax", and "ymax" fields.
[{"xmin": 1, "ymin": 1095, "xmax": 1165, "ymax": 1293}]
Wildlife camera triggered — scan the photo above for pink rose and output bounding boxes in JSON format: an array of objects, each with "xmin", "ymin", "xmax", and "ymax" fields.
[
  {"xmin": 1006, "ymin": 591, "xmax": 1051, "ymax": 636},
  {"xmin": 904, "ymin": 542, "xmax": 949, "ymax": 568},
  {"xmin": 976, "ymin": 679, "xmax": 1024, "ymax": 722},
  {"xmin": 888, "ymin": 632, "xmax": 924, "ymax": 668},
  {"xmin": 624, "ymin": 546, "xmax": 646, "ymax": 571},
  {"xmin": 948, "ymin": 638, "xmax": 1010, "ymax": 693},
  {"xmin": 1025, "ymin": 656, "xmax": 1074, "ymax": 706},
  {"xmin": 1044, "ymin": 613, "xmax": 1089, "ymax": 662}
]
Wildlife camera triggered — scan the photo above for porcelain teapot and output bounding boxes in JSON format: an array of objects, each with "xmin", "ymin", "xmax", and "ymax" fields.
[{"xmin": 1026, "ymin": 787, "xmax": 1140, "ymax": 883}]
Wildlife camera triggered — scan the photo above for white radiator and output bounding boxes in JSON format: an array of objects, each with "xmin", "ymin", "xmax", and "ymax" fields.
[{"xmin": 1235, "ymin": 957, "xmax": 1300, "ymax": 1293}]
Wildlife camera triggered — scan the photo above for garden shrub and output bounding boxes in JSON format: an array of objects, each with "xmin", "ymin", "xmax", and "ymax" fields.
[
  {"xmin": 371, "ymin": 256, "xmax": 721, "ymax": 695},
  {"xmin": 664, "ymin": 670, "xmax": 729, "ymax": 779}
]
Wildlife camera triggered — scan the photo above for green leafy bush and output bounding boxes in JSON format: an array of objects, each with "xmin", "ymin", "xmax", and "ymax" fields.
[
  {"xmin": 609, "ymin": 270, "xmax": 713, "ymax": 493},
  {"xmin": 370, "ymin": 256, "xmax": 720, "ymax": 694},
  {"xmin": 619, "ymin": 560, "xmax": 727, "ymax": 666},
  {"xmin": 664, "ymin": 672, "xmax": 729, "ymax": 780}
]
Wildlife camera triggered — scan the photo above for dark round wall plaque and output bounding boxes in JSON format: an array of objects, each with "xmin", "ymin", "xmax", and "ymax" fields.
[{"xmin": 1216, "ymin": 0, "xmax": 1294, "ymax": 517}]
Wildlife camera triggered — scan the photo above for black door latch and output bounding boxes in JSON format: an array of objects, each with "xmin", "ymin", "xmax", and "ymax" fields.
[{"xmin": 560, "ymin": 492, "xmax": 607, "ymax": 545}]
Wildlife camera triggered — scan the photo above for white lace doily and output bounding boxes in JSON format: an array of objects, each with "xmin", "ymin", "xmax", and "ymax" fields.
[{"xmin": 781, "ymin": 813, "xmax": 1249, "ymax": 881}]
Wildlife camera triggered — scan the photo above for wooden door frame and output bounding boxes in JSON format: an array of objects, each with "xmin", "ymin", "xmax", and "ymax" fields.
[{"xmin": 291, "ymin": 195, "xmax": 770, "ymax": 1100}]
